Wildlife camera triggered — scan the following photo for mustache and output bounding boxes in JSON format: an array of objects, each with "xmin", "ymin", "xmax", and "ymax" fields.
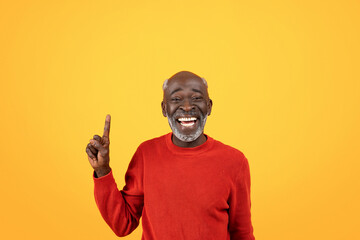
[{"xmin": 172, "ymin": 110, "xmax": 203, "ymax": 118}]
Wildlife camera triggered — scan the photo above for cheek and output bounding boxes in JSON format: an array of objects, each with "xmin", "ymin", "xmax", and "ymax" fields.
[
  {"xmin": 197, "ymin": 103, "xmax": 209, "ymax": 114},
  {"xmin": 166, "ymin": 104, "xmax": 178, "ymax": 116}
]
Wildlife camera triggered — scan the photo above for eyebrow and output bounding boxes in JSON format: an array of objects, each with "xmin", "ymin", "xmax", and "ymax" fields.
[
  {"xmin": 192, "ymin": 88, "xmax": 204, "ymax": 94},
  {"xmin": 170, "ymin": 88, "xmax": 204, "ymax": 95},
  {"xmin": 170, "ymin": 88, "xmax": 182, "ymax": 95}
]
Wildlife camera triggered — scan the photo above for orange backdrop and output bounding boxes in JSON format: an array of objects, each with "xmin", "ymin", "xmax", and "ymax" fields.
[{"xmin": 1, "ymin": 0, "xmax": 359, "ymax": 239}]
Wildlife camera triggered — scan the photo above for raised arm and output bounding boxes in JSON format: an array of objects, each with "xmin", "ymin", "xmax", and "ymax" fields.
[{"xmin": 85, "ymin": 115, "xmax": 144, "ymax": 237}]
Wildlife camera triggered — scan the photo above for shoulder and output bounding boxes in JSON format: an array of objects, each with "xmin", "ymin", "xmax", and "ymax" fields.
[
  {"xmin": 210, "ymin": 137, "xmax": 249, "ymax": 167},
  {"xmin": 212, "ymin": 138, "xmax": 246, "ymax": 158},
  {"xmin": 211, "ymin": 138, "xmax": 252, "ymax": 183},
  {"xmin": 128, "ymin": 134, "xmax": 169, "ymax": 162},
  {"xmin": 136, "ymin": 133, "xmax": 169, "ymax": 152}
]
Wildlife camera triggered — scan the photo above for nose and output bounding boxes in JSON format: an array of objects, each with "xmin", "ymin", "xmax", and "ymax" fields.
[{"xmin": 180, "ymin": 99, "xmax": 195, "ymax": 112}]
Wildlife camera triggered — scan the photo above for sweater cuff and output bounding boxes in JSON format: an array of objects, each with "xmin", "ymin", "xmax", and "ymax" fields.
[{"xmin": 93, "ymin": 169, "xmax": 114, "ymax": 185}]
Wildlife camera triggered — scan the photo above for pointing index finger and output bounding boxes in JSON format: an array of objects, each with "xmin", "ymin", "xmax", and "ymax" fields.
[{"xmin": 103, "ymin": 114, "xmax": 111, "ymax": 138}]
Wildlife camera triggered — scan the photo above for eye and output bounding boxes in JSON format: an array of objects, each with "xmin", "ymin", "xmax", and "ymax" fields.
[
  {"xmin": 192, "ymin": 96, "xmax": 203, "ymax": 101},
  {"xmin": 171, "ymin": 97, "xmax": 181, "ymax": 102}
]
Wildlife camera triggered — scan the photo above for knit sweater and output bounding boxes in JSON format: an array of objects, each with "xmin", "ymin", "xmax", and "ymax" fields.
[{"xmin": 93, "ymin": 133, "xmax": 255, "ymax": 240}]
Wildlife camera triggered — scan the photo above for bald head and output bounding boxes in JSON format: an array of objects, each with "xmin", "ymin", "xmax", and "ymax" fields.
[
  {"xmin": 161, "ymin": 70, "xmax": 212, "ymax": 118},
  {"xmin": 163, "ymin": 71, "xmax": 208, "ymax": 92}
]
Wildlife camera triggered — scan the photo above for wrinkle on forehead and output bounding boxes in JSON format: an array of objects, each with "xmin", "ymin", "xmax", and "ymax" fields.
[
  {"xmin": 162, "ymin": 71, "xmax": 208, "ymax": 91},
  {"xmin": 163, "ymin": 77, "xmax": 208, "ymax": 91}
]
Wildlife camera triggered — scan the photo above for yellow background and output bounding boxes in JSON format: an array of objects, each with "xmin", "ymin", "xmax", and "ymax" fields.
[{"xmin": 1, "ymin": 0, "xmax": 359, "ymax": 239}]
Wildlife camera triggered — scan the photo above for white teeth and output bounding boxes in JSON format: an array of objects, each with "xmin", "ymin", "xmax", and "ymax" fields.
[
  {"xmin": 180, "ymin": 122, "xmax": 195, "ymax": 127},
  {"xmin": 178, "ymin": 117, "xmax": 197, "ymax": 121},
  {"xmin": 178, "ymin": 117, "xmax": 197, "ymax": 127}
]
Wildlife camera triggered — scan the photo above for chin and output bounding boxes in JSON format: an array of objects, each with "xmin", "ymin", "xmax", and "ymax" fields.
[
  {"xmin": 168, "ymin": 115, "xmax": 207, "ymax": 143},
  {"xmin": 173, "ymin": 130, "xmax": 202, "ymax": 142}
]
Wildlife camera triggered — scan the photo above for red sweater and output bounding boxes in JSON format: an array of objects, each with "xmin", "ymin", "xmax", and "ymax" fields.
[{"xmin": 93, "ymin": 133, "xmax": 255, "ymax": 240}]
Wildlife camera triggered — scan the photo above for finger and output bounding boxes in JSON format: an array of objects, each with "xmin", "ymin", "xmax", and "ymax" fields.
[
  {"xmin": 86, "ymin": 146, "xmax": 96, "ymax": 160},
  {"xmin": 87, "ymin": 143, "xmax": 98, "ymax": 155},
  {"xmin": 93, "ymin": 135, "xmax": 101, "ymax": 142},
  {"xmin": 103, "ymin": 114, "xmax": 111, "ymax": 138},
  {"xmin": 89, "ymin": 139, "xmax": 105, "ymax": 152}
]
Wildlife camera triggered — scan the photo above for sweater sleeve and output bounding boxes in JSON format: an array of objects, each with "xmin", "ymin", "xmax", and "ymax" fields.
[
  {"xmin": 228, "ymin": 157, "xmax": 255, "ymax": 240},
  {"xmin": 93, "ymin": 147, "xmax": 144, "ymax": 237}
]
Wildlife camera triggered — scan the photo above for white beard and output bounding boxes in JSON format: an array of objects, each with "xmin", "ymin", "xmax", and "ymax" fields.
[{"xmin": 167, "ymin": 114, "xmax": 207, "ymax": 142}]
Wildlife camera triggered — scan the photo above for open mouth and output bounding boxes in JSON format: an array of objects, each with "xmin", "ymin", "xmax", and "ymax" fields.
[{"xmin": 176, "ymin": 117, "xmax": 197, "ymax": 127}]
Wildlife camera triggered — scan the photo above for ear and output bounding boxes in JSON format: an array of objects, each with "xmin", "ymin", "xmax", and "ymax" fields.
[
  {"xmin": 207, "ymin": 99, "xmax": 213, "ymax": 116},
  {"xmin": 161, "ymin": 101, "xmax": 167, "ymax": 117}
]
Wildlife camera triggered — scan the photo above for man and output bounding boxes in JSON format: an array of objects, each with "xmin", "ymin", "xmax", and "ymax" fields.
[{"xmin": 85, "ymin": 71, "xmax": 255, "ymax": 239}]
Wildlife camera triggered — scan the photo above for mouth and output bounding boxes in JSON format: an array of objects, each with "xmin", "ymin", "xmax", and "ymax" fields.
[{"xmin": 176, "ymin": 117, "xmax": 198, "ymax": 127}]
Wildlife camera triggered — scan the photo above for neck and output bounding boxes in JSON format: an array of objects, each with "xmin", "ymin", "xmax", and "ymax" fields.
[{"xmin": 172, "ymin": 133, "xmax": 207, "ymax": 148}]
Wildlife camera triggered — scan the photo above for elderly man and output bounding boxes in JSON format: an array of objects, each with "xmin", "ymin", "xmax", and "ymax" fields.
[{"xmin": 86, "ymin": 71, "xmax": 255, "ymax": 240}]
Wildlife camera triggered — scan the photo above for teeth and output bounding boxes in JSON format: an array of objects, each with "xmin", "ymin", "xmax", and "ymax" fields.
[
  {"xmin": 178, "ymin": 117, "xmax": 197, "ymax": 121},
  {"xmin": 180, "ymin": 122, "xmax": 195, "ymax": 127}
]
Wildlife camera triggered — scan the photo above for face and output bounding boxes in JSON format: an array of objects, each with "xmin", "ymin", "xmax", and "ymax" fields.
[{"xmin": 162, "ymin": 76, "xmax": 212, "ymax": 143}]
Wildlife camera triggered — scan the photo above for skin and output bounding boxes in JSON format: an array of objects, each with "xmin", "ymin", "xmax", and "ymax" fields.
[
  {"xmin": 86, "ymin": 115, "xmax": 112, "ymax": 177},
  {"xmin": 161, "ymin": 71, "xmax": 213, "ymax": 148},
  {"xmin": 86, "ymin": 71, "xmax": 213, "ymax": 177}
]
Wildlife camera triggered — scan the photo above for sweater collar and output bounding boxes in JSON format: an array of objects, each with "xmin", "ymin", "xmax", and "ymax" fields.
[{"xmin": 165, "ymin": 132, "xmax": 214, "ymax": 155}]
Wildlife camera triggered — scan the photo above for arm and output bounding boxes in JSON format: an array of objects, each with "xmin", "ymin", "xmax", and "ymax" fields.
[
  {"xmin": 228, "ymin": 157, "xmax": 255, "ymax": 240},
  {"xmin": 93, "ymin": 148, "xmax": 144, "ymax": 236},
  {"xmin": 86, "ymin": 115, "xmax": 144, "ymax": 236}
]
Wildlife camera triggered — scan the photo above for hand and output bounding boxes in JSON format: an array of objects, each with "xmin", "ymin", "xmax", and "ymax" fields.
[{"xmin": 86, "ymin": 114, "xmax": 112, "ymax": 177}]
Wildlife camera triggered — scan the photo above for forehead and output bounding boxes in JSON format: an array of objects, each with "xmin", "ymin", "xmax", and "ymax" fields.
[{"xmin": 165, "ymin": 77, "xmax": 207, "ymax": 95}]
